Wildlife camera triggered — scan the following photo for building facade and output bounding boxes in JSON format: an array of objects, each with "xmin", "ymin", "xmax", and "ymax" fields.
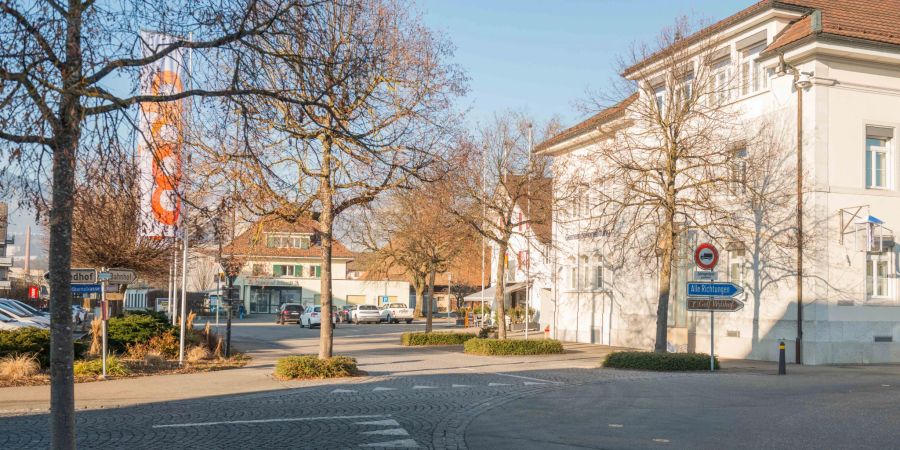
[
  {"xmin": 222, "ymin": 218, "xmax": 409, "ymax": 314},
  {"xmin": 539, "ymin": 0, "xmax": 900, "ymax": 364}
]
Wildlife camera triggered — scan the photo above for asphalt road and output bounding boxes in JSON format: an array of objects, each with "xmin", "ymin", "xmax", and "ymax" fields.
[{"xmin": 2, "ymin": 316, "xmax": 899, "ymax": 449}]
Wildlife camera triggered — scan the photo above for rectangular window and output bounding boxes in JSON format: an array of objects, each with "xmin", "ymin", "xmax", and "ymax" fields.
[
  {"xmin": 740, "ymin": 43, "xmax": 766, "ymax": 96},
  {"xmin": 314, "ymin": 265, "xmax": 322, "ymax": 278},
  {"xmin": 266, "ymin": 235, "xmax": 279, "ymax": 248},
  {"xmin": 731, "ymin": 147, "xmax": 748, "ymax": 193},
  {"xmin": 866, "ymin": 253, "xmax": 891, "ymax": 299},
  {"xmin": 729, "ymin": 249, "xmax": 745, "ymax": 286},
  {"xmin": 866, "ymin": 126, "xmax": 893, "ymax": 189},
  {"xmin": 712, "ymin": 58, "xmax": 732, "ymax": 105},
  {"xmin": 593, "ymin": 265, "xmax": 603, "ymax": 290},
  {"xmin": 569, "ymin": 266, "xmax": 577, "ymax": 290},
  {"xmin": 653, "ymin": 84, "xmax": 666, "ymax": 115}
]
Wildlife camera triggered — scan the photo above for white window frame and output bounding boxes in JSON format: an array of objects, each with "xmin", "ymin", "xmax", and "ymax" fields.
[
  {"xmin": 739, "ymin": 43, "xmax": 767, "ymax": 96},
  {"xmin": 711, "ymin": 57, "xmax": 732, "ymax": 105},
  {"xmin": 866, "ymin": 252, "xmax": 892, "ymax": 301},
  {"xmin": 591, "ymin": 254, "xmax": 604, "ymax": 291},
  {"xmin": 865, "ymin": 129, "xmax": 892, "ymax": 190},
  {"xmin": 653, "ymin": 84, "xmax": 666, "ymax": 115},
  {"xmin": 567, "ymin": 257, "xmax": 578, "ymax": 291},
  {"xmin": 728, "ymin": 249, "xmax": 745, "ymax": 286}
]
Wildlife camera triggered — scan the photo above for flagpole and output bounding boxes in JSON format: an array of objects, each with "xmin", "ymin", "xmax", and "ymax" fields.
[{"xmin": 178, "ymin": 33, "xmax": 193, "ymax": 366}]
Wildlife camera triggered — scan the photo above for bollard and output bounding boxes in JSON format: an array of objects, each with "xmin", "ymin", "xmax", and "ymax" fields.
[{"xmin": 778, "ymin": 340, "xmax": 786, "ymax": 375}]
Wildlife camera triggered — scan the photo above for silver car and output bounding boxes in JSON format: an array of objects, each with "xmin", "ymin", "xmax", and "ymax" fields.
[
  {"xmin": 0, "ymin": 301, "xmax": 49, "ymax": 329},
  {"xmin": 349, "ymin": 304, "xmax": 382, "ymax": 324}
]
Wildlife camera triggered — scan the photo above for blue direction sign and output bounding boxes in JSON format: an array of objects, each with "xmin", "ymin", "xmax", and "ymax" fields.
[
  {"xmin": 71, "ymin": 284, "xmax": 102, "ymax": 294},
  {"xmin": 686, "ymin": 282, "xmax": 743, "ymax": 298}
]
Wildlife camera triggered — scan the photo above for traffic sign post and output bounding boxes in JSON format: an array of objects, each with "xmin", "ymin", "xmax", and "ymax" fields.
[{"xmin": 99, "ymin": 267, "xmax": 109, "ymax": 378}]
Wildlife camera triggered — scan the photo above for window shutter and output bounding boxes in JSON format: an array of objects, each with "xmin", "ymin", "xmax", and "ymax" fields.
[
  {"xmin": 295, "ymin": 265, "xmax": 303, "ymax": 276},
  {"xmin": 273, "ymin": 265, "xmax": 283, "ymax": 277}
]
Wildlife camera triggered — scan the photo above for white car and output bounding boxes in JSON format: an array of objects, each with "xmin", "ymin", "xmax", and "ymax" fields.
[
  {"xmin": 0, "ymin": 310, "xmax": 30, "ymax": 330},
  {"xmin": 0, "ymin": 301, "xmax": 50, "ymax": 328},
  {"xmin": 349, "ymin": 305, "xmax": 382, "ymax": 324},
  {"xmin": 379, "ymin": 303, "xmax": 414, "ymax": 324},
  {"xmin": 300, "ymin": 305, "xmax": 337, "ymax": 329}
]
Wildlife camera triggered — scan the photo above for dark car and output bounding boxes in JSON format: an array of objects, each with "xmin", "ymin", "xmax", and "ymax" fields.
[
  {"xmin": 276, "ymin": 303, "xmax": 304, "ymax": 325},
  {"xmin": 339, "ymin": 305, "xmax": 354, "ymax": 323}
]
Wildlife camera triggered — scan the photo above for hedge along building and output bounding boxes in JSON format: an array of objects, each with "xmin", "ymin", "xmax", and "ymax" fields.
[
  {"xmin": 221, "ymin": 218, "xmax": 409, "ymax": 314},
  {"xmin": 537, "ymin": 0, "xmax": 900, "ymax": 364}
]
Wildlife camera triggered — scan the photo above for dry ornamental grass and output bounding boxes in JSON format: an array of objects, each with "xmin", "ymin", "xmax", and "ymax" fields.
[{"xmin": 0, "ymin": 355, "xmax": 40, "ymax": 381}]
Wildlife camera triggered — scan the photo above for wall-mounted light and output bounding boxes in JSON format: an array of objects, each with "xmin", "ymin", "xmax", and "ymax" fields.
[{"xmin": 795, "ymin": 71, "xmax": 813, "ymax": 89}]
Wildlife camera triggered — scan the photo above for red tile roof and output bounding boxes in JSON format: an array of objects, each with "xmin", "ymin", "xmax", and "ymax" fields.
[
  {"xmin": 534, "ymin": 93, "xmax": 637, "ymax": 153},
  {"xmin": 222, "ymin": 217, "xmax": 355, "ymax": 259},
  {"xmin": 624, "ymin": 1, "xmax": 900, "ymax": 76}
]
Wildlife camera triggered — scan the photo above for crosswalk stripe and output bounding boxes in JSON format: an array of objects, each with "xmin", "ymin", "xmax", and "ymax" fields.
[
  {"xmin": 372, "ymin": 387, "xmax": 397, "ymax": 391},
  {"xmin": 359, "ymin": 438, "xmax": 419, "ymax": 448},
  {"xmin": 412, "ymin": 385, "xmax": 436, "ymax": 389},
  {"xmin": 451, "ymin": 384, "xmax": 471, "ymax": 388},
  {"xmin": 355, "ymin": 419, "xmax": 400, "ymax": 426},
  {"xmin": 488, "ymin": 383, "xmax": 510, "ymax": 386},
  {"xmin": 362, "ymin": 428, "xmax": 409, "ymax": 436}
]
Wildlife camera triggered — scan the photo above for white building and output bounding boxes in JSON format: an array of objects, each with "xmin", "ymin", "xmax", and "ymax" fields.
[
  {"xmin": 468, "ymin": 176, "xmax": 553, "ymax": 328},
  {"xmin": 222, "ymin": 218, "xmax": 409, "ymax": 314},
  {"xmin": 538, "ymin": 0, "xmax": 900, "ymax": 364}
]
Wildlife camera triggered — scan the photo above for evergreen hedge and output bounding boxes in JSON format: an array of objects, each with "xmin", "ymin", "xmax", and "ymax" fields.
[
  {"xmin": 401, "ymin": 332, "xmax": 476, "ymax": 346},
  {"xmin": 107, "ymin": 314, "xmax": 173, "ymax": 351},
  {"xmin": 0, "ymin": 328, "xmax": 86, "ymax": 368},
  {"xmin": 603, "ymin": 351, "xmax": 719, "ymax": 371},
  {"xmin": 274, "ymin": 355, "xmax": 360, "ymax": 379},
  {"xmin": 463, "ymin": 338, "xmax": 564, "ymax": 355}
]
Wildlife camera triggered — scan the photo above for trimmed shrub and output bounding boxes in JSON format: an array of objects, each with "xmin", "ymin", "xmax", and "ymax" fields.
[
  {"xmin": 107, "ymin": 314, "xmax": 172, "ymax": 351},
  {"xmin": 0, "ymin": 328, "xmax": 85, "ymax": 368},
  {"xmin": 274, "ymin": 355, "xmax": 360, "ymax": 380},
  {"xmin": 603, "ymin": 351, "xmax": 719, "ymax": 371},
  {"xmin": 74, "ymin": 356, "xmax": 129, "ymax": 377},
  {"xmin": 463, "ymin": 338, "xmax": 564, "ymax": 356},
  {"xmin": 401, "ymin": 332, "xmax": 476, "ymax": 346},
  {"xmin": 125, "ymin": 309, "xmax": 170, "ymax": 326},
  {"xmin": 477, "ymin": 326, "xmax": 497, "ymax": 339},
  {"xmin": 0, "ymin": 354, "xmax": 40, "ymax": 381}
]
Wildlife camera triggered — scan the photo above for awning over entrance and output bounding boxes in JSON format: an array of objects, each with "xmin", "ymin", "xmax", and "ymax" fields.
[{"xmin": 463, "ymin": 282, "xmax": 527, "ymax": 303}]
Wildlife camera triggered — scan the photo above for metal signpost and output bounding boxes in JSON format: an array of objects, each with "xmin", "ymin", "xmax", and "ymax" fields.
[
  {"xmin": 687, "ymin": 243, "xmax": 745, "ymax": 372},
  {"xmin": 98, "ymin": 269, "xmax": 112, "ymax": 378}
]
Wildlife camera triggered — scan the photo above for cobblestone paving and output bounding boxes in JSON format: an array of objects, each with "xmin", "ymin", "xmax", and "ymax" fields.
[{"xmin": 0, "ymin": 368, "xmax": 676, "ymax": 449}]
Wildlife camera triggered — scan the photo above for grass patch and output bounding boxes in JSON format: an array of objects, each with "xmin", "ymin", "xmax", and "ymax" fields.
[
  {"xmin": 463, "ymin": 338, "xmax": 564, "ymax": 356},
  {"xmin": 401, "ymin": 332, "xmax": 476, "ymax": 346},
  {"xmin": 603, "ymin": 351, "xmax": 719, "ymax": 371},
  {"xmin": 74, "ymin": 356, "xmax": 130, "ymax": 377},
  {"xmin": 274, "ymin": 355, "xmax": 360, "ymax": 380},
  {"xmin": 0, "ymin": 354, "xmax": 40, "ymax": 381}
]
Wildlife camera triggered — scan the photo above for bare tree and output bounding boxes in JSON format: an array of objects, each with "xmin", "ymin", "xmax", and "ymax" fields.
[
  {"xmin": 355, "ymin": 179, "xmax": 474, "ymax": 331},
  {"xmin": 448, "ymin": 113, "xmax": 559, "ymax": 339},
  {"xmin": 576, "ymin": 18, "xmax": 743, "ymax": 352},
  {"xmin": 0, "ymin": 1, "xmax": 306, "ymax": 445},
  {"xmin": 222, "ymin": 0, "xmax": 465, "ymax": 358}
]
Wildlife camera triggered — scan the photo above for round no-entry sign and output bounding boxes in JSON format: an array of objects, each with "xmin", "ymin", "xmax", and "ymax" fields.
[{"xmin": 694, "ymin": 243, "xmax": 719, "ymax": 270}]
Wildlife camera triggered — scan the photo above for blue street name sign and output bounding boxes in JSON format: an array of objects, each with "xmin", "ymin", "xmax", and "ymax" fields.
[
  {"xmin": 71, "ymin": 284, "xmax": 102, "ymax": 294},
  {"xmin": 686, "ymin": 282, "xmax": 743, "ymax": 298}
]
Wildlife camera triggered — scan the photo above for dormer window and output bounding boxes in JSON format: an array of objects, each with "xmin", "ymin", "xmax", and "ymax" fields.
[{"xmin": 265, "ymin": 233, "xmax": 312, "ymax": 249}]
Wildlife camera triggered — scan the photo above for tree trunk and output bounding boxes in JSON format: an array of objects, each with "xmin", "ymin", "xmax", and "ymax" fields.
[
  {"xmin": 654, "ymin": 217, "xmax": 676, "ymax": 353},
  {"xmin": 494, "ymin": 239, "xmax": 509, "ymax": 339},
  {"xmin": 318, "ymin": 140, "xmax": 334, "ymax": 359},
  {"xmin": 413, "ymin": 275, "xmax": 425, "ymax": 317},
  {"xmin": 425, "ymin": 266, "xmax": 436, "ymax": 332},
  {"xmin": 50, "ymin": 4, "xmax": 83, "ymax": 448}
]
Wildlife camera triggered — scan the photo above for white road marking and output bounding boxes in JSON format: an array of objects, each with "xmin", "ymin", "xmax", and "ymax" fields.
[
  {"xmin": 153, "ymin": 414, "xmax": 387, "ymax": 429},
  {"xmin": 653, "ymin": 438, "xmax": 670, "ymax": 443},
  {"xmin": 882, "ymin": 384, "xmax": 891, "ymax": 387},
  {"xmin": 332, "ymin": 389, "xmax": 357, "ymax": 393},
  {"xmin": 493, "ymin": 372, "xmax": 562, "ymax": 384},
  {"xmin": 373, "ymin": 387, "xmax": 397, "ymax": 391},
  {"xmin": 523, "ymin": 381, "xmax": 546, "ymax": 385},
  {"xmin": 451, "ymin": 384, "xmax": 471, "ymax": 388},
  {"xmin": 355, "ymin": 419, "xmax": 400, "ymax": 426},
  {"xmin": 412, "ymin": 385, "xmax": 436, "ymax": 389},
  {"xmin": 362, "ymin": 428, "xmax": 409, "ymax": 436},
  {"xmin": 488, "ymin": 383, "xmax": 510, "ymax": 387},
  {"xmin": 360, "ymin": 438, "xmax": 419, "ymax": 448},
  {"xmin": 608, "ymin": 424, "xmax": 624, "ymax": 428}
]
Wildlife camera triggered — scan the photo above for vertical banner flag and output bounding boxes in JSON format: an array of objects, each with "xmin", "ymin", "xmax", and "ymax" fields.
[{"xmin": 138, "ymin": 32, "xmax": 186, "ymax": 238}]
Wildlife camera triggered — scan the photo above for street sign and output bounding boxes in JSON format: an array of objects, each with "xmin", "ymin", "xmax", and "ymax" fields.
[
  {"xmin": 687, "ymin": 282, "xmax": 743, "ymax": 298},
  {"xmin": 381, "ymin": 295, "xmax": 390, "ymax": 304},
  {"xmin": 98, "ymin": 271, "xmax": 112, "ymax": 281},
  {"xmin": 687, "ymin": 297, "xmax": 745, "ymax": 312},
  {"xmin": 694, "ymin": 270, "xmax": 717, "ymax": 281},
  {"xmin": 45, "ymin": 268, "xmax": 98, "ymax": 284},
  {"xmin": 71, "ymin": 284, "xmax": 102, "ymax": 294},
  {"xmin": 107, "ymin": 268, "xmax": 137, "ymax": 284},
  {"xmin": 28, "ymin": 286, "xmax": 39, "ymax": 299},
  {"xmin": 693, "ymin": 243, "xmax": 719, "ymax": 270}
]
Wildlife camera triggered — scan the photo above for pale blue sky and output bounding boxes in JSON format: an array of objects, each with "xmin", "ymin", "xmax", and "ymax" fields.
[{"xmin": 419, "ymin": 0, "xmax": 750, "ymax": 127}]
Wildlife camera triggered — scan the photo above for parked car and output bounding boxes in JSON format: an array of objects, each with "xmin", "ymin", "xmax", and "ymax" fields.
[
  {"xmin": 276, "ymin": 303, "xmax": 304, "ymax": 325},
  {"xmin": 71, "ymin": 305, "xmax": 91, "ymax": 325},
  {"xmin": 348, "ymin": 304, "xmax": 382, "ymax": 324},
  {"xmin": 338, "ymin": 305, "xmax": 354, "ymax": 323},
  {"xmin": 0, "ymin": 300, "xmax": 50, "ymax": 328},
  {"xmin": 0, "ymin": 310, "xmax": 29, "ymax": 330},
  {"xmin": 379, "ymin": 303, "xmax": 414, "ymax": 324},
  {"xmin": 299, "ymin": 305, "xmax": 337, "ymax": 328}
]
